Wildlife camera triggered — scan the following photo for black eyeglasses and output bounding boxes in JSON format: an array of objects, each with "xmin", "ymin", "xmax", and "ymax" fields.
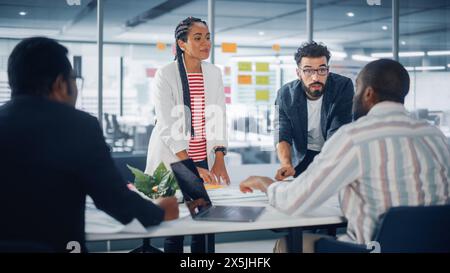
[{"xmin": 299, "ymin": 66, "xmax": 329, "ymax": 77}]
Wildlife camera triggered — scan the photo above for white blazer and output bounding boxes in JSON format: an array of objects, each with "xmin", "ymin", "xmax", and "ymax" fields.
[{"xmin": 145, "ymin": 60, "xmax": 227, "ymax": 174}]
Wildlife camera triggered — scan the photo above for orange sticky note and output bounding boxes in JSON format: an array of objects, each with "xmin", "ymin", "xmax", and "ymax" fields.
[
  {"xmin": 222, "ymin": 42, "xmax": 237, "ymax": 53},
  {"xmin": 156, "ymin": 42, "xmax": 166, "ymax": 51},
  {"xmin": 238, "ymin": 75, "xmax": 252, "ymax": 85},
  {"xmin": 204, "ymin": 184, "xmax": 225, "ymax": 190},
  {"xmin": 272, "ymin": 44, "xmax": 281, "ymax": 52}
]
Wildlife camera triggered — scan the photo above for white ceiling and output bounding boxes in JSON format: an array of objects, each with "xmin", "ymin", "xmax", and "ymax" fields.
[{"xmin": 0, "ymin": 0, "xmax": 448, "ymax": 59}]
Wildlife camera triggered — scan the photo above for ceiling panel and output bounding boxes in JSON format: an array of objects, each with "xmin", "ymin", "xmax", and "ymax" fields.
[{"xmin": 0, "ymin": 0, "xmax": 448, "ymax": 55}]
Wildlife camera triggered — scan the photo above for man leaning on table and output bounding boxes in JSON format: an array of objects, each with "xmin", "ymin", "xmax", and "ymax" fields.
[
  {"xmin": 0, "ymin": 37, "xmax": 179, "ymax": 252},
  {"xmin": 240, "ymin": 59, "xmax": 450, "ymax": 253},
  {"xmin": 274, "ymin": 42, "xmax": 354, "ymax": 181}
]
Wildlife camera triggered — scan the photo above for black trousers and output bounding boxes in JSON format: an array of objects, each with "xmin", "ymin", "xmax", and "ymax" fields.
[
  {"xmin": 164, "ymin": 158, "xmax": 208, "ymax": 253},
  {"xmin": 294, "ymin": 149, "xmax": 320, "ymax": 178}
]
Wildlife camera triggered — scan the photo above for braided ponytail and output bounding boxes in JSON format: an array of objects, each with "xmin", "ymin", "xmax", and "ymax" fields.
[{"xmin": 174, "ymin": 17, "xmax": 207, "ymax": 137}]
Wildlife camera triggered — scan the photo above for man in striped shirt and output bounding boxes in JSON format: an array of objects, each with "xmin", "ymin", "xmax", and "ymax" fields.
[{"xmin": 240, "ymin": 59, "xmax": 450, "ymax": 252}]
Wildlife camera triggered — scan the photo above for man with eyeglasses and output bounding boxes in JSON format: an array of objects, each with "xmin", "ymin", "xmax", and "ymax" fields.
[
  {"xmin": 274, "ymin": 41, "xmax": 354, "ymax": 180},
  {"xmin": 0, "ymin": 37, "xmax": 179, "ymax": 252}
]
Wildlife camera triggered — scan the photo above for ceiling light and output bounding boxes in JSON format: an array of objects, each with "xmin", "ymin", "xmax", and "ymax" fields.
[
  {"xmin": 19, "ymin": 11, "xmax": 27, "ymax": 16},
  {"xmin": 351, "ymin": 55, "xmax": 378, "ymax": 62},
  {"xmin": 401, "ymin": 41, "xmax": 406, "ymax": 45},
  {"xmin": 414, "ymin": 66, "xmax": 446, "ymax": 71},
  {"xmin": 330, "ymin": 51, "xmax": 348, "ymax": 59},
  {"xmin": 0, "ymin": 27, "xmax": 59, "ymax": 38},
  {"xmin": 258, "ymin": 31, "xmax": 265, "ymax": 36},
  {"xmin": 400, "ymin": 51, "xmax": 425, "ymax": 57},
  {"xmin": 371, "ymin": 51, "xmax": 425, "ymax": 58},
  {"xmin": 382, "ymin": 25, "xmax": 388, "ymax": 31},
  {"xmin": 346, "ymin": 12, "xmax": 355, "ymax": 17},
  {"xmin": 371, "ymin": 52, "xmax": 393, "ymax": 58},
  {"xmin": 427, "ymin": 50, "xmax": 450, "ymax": 56}
]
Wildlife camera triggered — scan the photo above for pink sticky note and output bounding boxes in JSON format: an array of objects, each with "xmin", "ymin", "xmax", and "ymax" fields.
[{"xmin": 146, "ymin": 68, "xmax": 157, "ymax": 78}]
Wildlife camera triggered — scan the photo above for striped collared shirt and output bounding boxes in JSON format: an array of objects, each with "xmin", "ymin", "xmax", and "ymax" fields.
[{"xmin": 268, "ymin": 101, "xmax": 450, "ymax": 244}]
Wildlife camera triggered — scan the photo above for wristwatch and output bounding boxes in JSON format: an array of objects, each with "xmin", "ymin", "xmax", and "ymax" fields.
[{"xmin": 214, "ymin": 146, "xmax": 227, "ymax": 156}]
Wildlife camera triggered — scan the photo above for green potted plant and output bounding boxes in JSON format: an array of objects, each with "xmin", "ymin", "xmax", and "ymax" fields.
[{"xmin": 127, "ymin": 163, "xmax": 179, "ymax": 199}]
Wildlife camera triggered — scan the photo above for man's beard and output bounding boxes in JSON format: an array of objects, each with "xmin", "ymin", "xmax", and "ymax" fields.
[
  {"xmin": 302, "ymin": 81, "xmax": 324, "ymax": 99},
  {"xmin": 352, "ymin": 93, "xmax": 368, "ymax": 121}
]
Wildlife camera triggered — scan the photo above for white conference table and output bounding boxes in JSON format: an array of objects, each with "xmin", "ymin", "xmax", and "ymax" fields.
[{"xmin": 86, "ymin": 187, "xmax": 346, "ymax": 253}]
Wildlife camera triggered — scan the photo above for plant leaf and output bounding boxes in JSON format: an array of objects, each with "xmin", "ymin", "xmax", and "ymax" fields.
[
  {"xmin": 153, "ymin": 162, "xmax": 169, "ymax": 183},
  {"xmin": 127, "ymin": 163, "xmax": 178, "ymax": 199},
  {"xmin": 127, "ymin": 164, "xmax": 150, "ymax": 184},
  {"xmin": 134, "ymin": 177, "xmax": 154, "ymax": 197},
  {"xmin": 127, "ymin": 164, "xmax": 156, "ymax": 198},
  {"xmin": 156, "ymin": 170, "xmax": 179, "ymax": 197}
]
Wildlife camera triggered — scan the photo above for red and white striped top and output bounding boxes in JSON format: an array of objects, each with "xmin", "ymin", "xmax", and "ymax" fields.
[{"xmin": 187, "ymin": 73, "xmax": 207, "ymax": 162}]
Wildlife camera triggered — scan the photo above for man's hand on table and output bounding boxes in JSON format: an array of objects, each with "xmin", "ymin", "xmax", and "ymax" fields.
[{"xmin": 239, "ymin": 176, "xmax": 275, "ymax": 194}]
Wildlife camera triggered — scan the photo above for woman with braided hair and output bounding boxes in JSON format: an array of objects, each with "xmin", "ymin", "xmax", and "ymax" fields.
[{"xmin": 145, "ymin": 17, "xmax": 229, "ymax": 252}]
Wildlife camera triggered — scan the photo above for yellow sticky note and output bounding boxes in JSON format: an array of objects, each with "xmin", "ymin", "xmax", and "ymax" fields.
[
  {"xmin": 204, "ymin": 184, "xmax": 224, "ymax": 190},
  {"xmin": 256, "ymin": 90, "xmax": 270, "ymax": 101},
  {"xmin": 238, "ymin": 62, "xmax": 252, "ymax": 72},
  {"xmin": 222, "ymin": 42, "xmax": 237, "ymax": 53},
  {"xmin": 255, "ymin": 62, "xmax": 269, "ymax": 72},
  {"xmin": 238, "ymin": 75, "xmax": 252, "ymax": 85},
  {"xmin": 256, "ymin": 75, "xmax": 270, "ymax": 85}
]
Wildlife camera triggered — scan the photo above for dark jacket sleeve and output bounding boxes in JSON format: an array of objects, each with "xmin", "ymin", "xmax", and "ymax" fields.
[
  {"xmin": 76, "ymin": 116, "xmax": 164, "ymax": 227},
  {"xmin": 274, "ymin": 87, "xmax": 293, "ymax": 146},
  {"xmin": 327, "ymin": 78, "xmax": 354, "ymax": 138}
]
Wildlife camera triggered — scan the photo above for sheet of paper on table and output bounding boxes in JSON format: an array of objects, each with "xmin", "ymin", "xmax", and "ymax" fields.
[{"xmin": 85, "ymin": 197, "xmax": 147, "ymax": 234}]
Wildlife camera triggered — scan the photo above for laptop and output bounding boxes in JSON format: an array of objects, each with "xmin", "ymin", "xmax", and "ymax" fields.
[{"xmin": 170, "ymin": 159, "xmax": 265, "ymax": 222}]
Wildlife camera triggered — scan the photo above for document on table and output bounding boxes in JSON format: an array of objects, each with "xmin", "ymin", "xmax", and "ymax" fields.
[
  {"xmin": 206, "ymin": 186, "xmax": 268, "ymax": 203},
  {"xmin": 206, "ymin": 181, "xmax": 342, "ymax": 217},
  {"xmin": 85, "ymin": 197, "xmax": 147, "ymax": 234}
]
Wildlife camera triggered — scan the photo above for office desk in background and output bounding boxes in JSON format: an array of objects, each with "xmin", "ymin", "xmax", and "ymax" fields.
[{"xmin": 86, "ymin": 187, "xmax": 346, "ymax": 253}]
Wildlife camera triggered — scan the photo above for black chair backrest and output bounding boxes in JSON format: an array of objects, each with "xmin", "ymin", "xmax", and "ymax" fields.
[
  {"xmin": 104, "ymin": 113, "xmax": 113, "ymax": 133},
  {"xmin": 374, "ymin": 204, "xmax": 450, "ymax": 253}
]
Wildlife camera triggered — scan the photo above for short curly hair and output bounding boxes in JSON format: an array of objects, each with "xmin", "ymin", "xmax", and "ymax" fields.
[{"xmin": 294, "ymin": 41, "xmax": 331, "ymax": 65}]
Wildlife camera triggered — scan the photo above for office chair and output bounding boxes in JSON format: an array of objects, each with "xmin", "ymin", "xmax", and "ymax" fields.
[
  {"xmin": 103, "ymin": 113, "xmax": 134, "ymax": 152},
  {"xmin": 315, "ymin": 204, "xmax": 450, "ymax": 253}
]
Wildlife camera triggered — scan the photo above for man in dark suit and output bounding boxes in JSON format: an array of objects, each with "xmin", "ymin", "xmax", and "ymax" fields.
[
  {"xmin": 0, "ymin": 37, "xmax": 179, "ymax": 252},
  {"xmin": 275, "ymin": 41, "xmax": 354, "ymax": 180}
]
